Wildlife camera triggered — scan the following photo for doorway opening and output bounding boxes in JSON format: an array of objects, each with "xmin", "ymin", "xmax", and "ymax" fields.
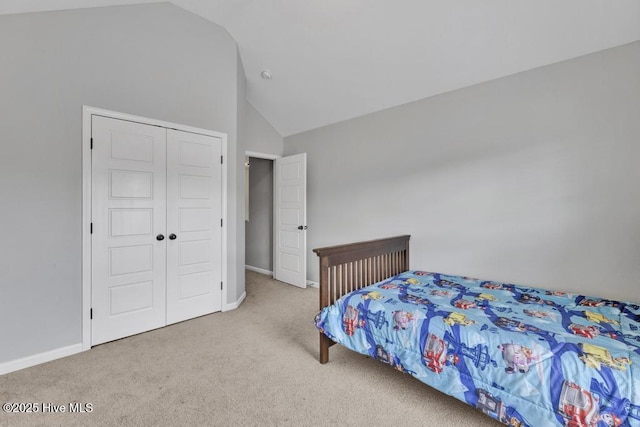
[
  {"xmin": 244, "ymin": 150, "xmax": 307, "ymax": 288},
  {"xmin": 245, "ymin": 153, "xmax": 275, "ymax": 276}
]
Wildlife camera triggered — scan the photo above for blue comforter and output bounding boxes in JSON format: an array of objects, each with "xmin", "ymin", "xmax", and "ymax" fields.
[{"xmin": 314, "ymin": 271, "xmax": 640, "ymax": 426}]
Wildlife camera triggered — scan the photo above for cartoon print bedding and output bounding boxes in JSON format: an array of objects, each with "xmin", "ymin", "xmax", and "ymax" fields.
[{"xmin": 314, "ymin": 271, "xmax": 640, "ymax": 426}]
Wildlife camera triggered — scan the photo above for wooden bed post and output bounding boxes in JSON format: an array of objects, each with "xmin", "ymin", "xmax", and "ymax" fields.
[
  {"xmin": 314, "ymin": 235, "xmax": 410, "ymax": 363},
  {"xmin": 319, "ymin": 335, "xmax": 332, "ymax": 364},
  {"xmin": 319, "ymin": 254, "xmax": 330, "ymax": 364}
]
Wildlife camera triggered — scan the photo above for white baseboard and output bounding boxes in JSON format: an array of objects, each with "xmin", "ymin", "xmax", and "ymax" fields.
[
  {"xmin": 245, "ymin": 265, "xmax": 273, "ymax": 276},
  {"xmin": 224, "ymin": 291, "xmax": 246, "ymax": 311},
  {"xmin": 0, "ymin": 343, "xmax": 84, "ymax": 376},
  {"xmin": 307, "ymin": 280, "xmax": 319, "ymax": 289}
]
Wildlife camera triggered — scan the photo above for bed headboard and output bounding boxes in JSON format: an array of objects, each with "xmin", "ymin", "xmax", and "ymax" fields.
[{"xmin": 313, "ymin": 235, "xmax": 410, "ymax": 311}]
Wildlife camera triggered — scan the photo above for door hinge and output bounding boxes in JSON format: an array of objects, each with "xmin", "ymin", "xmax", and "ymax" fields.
[
  {"xmin": 90, "ymin": 223, "xmax": 93, "ymax": 234},
  {"xmin": 90, "ymin": 138, "xmax": 94, "ymax": 149},
  {"xmin": 221, "ymin": 218, "xmax": 223, "ymax": 227},
  {"xmin": 90, "ymin": 308, "xmax": 93, "ymax": 319},
  {"xmin": 221, "ymin": 282, "xmax": 223, "ymax": 290},
  {"xmin": 221, "ymin": 155, "xmax": 223, "ymax": 164}
]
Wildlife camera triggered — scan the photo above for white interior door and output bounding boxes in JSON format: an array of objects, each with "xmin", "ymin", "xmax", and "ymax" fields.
[
  {"xmin": 166, "ymin": 130, "xmax": 223, "ymax": 324},
  {"xmin": 91, "ymin": 116, "xmax": 167, "ymax": 345},
  {"xmin": 274, "ymin": 153, "xmax": 307, "ymax": 288}
]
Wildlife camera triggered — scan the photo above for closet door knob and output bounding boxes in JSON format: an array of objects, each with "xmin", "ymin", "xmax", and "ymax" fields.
[
  {"xmin": 156, "ymin": 234, "xmax": 165, "ymax": 241},
  {"xmin": 169, "ymin": 233, "xmax": 177, "ymax": 240}
]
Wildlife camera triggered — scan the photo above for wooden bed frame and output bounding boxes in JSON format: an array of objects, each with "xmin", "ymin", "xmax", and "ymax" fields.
[{"xmin": 313, "ymin": 235, "xmax": 411, "ymax": 363}]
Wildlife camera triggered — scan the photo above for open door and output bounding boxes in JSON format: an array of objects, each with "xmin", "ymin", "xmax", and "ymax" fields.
[{"xmin": 274, "ymin": 153, "xmax": 307, "ymax": 288}]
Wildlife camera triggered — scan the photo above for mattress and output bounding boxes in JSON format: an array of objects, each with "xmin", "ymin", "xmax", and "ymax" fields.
[{"xmin": 314, "ymin": 270, "xmax": 640, "ymax": 426}]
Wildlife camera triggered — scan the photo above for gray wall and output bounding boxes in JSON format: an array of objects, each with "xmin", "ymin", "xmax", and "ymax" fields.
[
  {"xmin": 244, "ymin": 102, "xmax": 284, "ymax": 155},
  {"xmin": 246, "ymin": 158, "xmax": 274, "ymax": 271},
  {"xmin": 242, "ymin": 102, "xmax": 282, "ymax": 273},
  {"xmin": 233, "ymin": 51, "xmax": 247, "ymax": 303},
  {"xmin": 0, "ymin": 3, "xmax": 242, "ymax": 364},
  {"xmin": 285, "ymin": 41, "xmax": 640, "ymax": 303}
]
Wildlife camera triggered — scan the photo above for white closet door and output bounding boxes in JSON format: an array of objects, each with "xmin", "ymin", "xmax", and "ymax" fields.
[
  {"xmin": 91, "ymin": 116, "xmax": 167, "ymax": 346},
  {"xmin": 274, "ymin": 153, "xmax": 307, "ymax": 288},
  {"xmin": 166, "ymin": 129, "xmax": 223, "ymax": 324}
]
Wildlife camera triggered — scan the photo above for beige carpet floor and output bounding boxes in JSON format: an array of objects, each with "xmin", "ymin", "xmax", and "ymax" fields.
[{"xmin": 0, "ymin": 271, "xmax": 500, "ymax": 426}]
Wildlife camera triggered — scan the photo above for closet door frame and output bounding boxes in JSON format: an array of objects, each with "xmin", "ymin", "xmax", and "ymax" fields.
[{"xmin": 81, "ymin": 106, "xmax": 228, "ymax": 351}]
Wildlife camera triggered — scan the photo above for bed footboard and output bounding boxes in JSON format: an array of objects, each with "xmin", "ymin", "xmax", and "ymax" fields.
[{"xmin": 313, "ymin": 235, "xmax": 410, "ymax": 363}]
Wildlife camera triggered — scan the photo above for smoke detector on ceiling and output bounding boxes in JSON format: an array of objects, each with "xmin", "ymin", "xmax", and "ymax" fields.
[{"xmin": 261, "ymin": 70, "xmax": 272, "ymax": 80}]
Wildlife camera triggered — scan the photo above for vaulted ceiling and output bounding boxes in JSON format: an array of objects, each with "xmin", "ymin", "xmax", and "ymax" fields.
[{"xmin": 3, "ymin": 0, "xmax": 640, "ymax": 136}]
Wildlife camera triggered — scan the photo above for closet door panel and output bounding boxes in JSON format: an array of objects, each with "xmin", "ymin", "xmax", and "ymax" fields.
[
  {"xmin": 91, "ymin": 116, "xmax": 167, "ymax": 345},
  {"xmin": 166, "ymin": 130, "xmax": 223, "ymax": 324}
]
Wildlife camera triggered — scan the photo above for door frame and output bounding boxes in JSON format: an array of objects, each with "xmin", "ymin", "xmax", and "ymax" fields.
[
  {"xmin": 244, "ymin": 151, "xmax": 280, "ymax": 277},
  {"xmin": 82, "ymin": 106, "xmax": 228, "ymax": 350},
  {"xmin": 244, "ymin": 151, "xmax": 309, "ymax": 288}
]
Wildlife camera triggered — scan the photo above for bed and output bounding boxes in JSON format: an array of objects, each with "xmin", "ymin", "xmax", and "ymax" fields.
[{"xmin": 313, "ymin": 235, "xmax": 640, "ymax": 427}]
